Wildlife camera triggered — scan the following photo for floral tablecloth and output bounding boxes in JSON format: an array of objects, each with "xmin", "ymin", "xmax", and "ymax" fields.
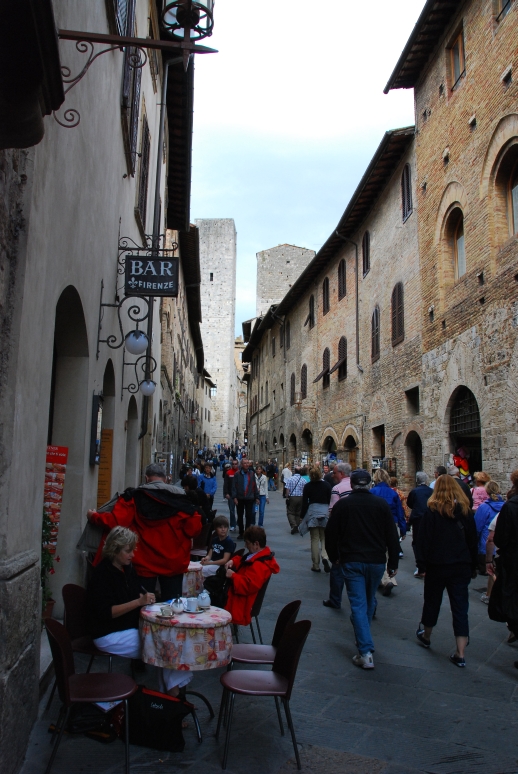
[
  {"xmin": 182, "ymin": 561, "xmax": 204, "ymax": 597},
  {"xmin": 139, "ymin": 604, "xmax": 233, "ymax": 670}
]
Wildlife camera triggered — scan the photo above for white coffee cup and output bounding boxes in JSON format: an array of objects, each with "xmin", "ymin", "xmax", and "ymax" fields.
[{"xmin": 185, "ymin": 597, "xmax": 197, "ymax": 612}]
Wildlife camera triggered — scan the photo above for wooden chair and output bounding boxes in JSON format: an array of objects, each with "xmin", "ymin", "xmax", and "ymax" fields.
[
  {"xmin": 229, "ymin": 600, "xmax": 301, "ymax": 668},
  {"xmin": 216, "ymin": 620, "xmax": 312, "ymax": 770},
  {"xmin": 44, "ymin": 619, "xmax": 137, "ymax": 774},
  {"xmin": 45, "ymin": 584, "xmax": 112, "ymax": 714}
]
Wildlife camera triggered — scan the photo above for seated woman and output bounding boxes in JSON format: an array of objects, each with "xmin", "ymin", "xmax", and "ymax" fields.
[
  {"xmin": 224, "ymin": 525, "xmax": 280, "ymax": 626},
  {"xmin": 87, "ymin": 526, "xmax": 192, "ymax": 695}
]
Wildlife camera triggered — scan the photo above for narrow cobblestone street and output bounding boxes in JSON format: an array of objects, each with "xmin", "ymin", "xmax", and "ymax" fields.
[{"xmin": 23, "ymin": 488, "xmax": 518, "ymax": 774}]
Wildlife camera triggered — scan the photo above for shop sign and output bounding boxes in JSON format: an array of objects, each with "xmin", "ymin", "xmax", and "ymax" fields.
[
  {"xmin": 43, "ymin": 446, "xmax": 68, "ymax": 557},
  {"xmin": 125, "ymin": 255, "xmax": 179, "ymax": 297}
]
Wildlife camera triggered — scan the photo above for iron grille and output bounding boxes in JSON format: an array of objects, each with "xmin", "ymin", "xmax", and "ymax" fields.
[{"xmin": 450, "ymin": 388, "xmax": 481, "ymax": 435}]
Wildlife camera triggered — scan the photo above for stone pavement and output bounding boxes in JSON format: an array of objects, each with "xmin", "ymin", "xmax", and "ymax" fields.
[{"xmin": 22, "ymin": 488, "xmax": 518, "ymax": 774}]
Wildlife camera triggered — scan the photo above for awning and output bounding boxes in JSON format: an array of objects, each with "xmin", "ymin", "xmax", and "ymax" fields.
[{"xmin": 313, "ymin": 366, "xmax": 329, "ymax": 384}]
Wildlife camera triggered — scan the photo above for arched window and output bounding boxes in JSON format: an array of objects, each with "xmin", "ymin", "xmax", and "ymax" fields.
[
  {"xmin": 337, "ymin": 336, "xmax": 347, "ymax": 380},
  {"xmin": 323, "ymin": 348, "xmax": 330, "ymax": 388},
  {"xmin": 286, "ymin": 320, "xmax": 291, "ymax": 349},
  {"xmin": 446, "ymin": 207, "xmax": 466, "ymax": 279},
  {"xmin": 305, "ymin": 295, "xmax": 315, "ymax": 329},
  {"xmin": 265, "ymin": 380, "xmax": 268, "ymax": 404},
  {"xmin": 371, "ymin": 306, "xmax": 380, "ymax": 362},
  {"xmin": 301, "ymin": 364, "xmax": 307, "ymax": 399},
  {"xmin": 362, "ymin": 231, "xmax": 370, "ymax": 276},
  {"xmin": 260, "ymin": 385, "xmax": 263, "ymax": 405},
  {"xmin": 322, "ymin": 277, "xmax": 330, "ymax": 315},
  {"xmin": 391, "ymin": 282, "xmax": 404, "ymax": 345},
  {"xmin": 401, "ymin": 164, "xmax": 413, "ymax": 221},
  {"xmin": 290, "ymin": 373, "xmax": 296, "ymax": 406},
  {"xmin": 338, "ymin": 259, "xmax": 346, "ymax": 300}
]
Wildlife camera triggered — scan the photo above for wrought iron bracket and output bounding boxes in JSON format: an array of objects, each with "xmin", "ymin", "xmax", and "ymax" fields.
[
  {"xmin": 96, "ymin": 279, "xmax": 151, "ymax": 359},
  {"xmin": 122, "ymin": 353, "xmax": 158, "ymax": 400}
]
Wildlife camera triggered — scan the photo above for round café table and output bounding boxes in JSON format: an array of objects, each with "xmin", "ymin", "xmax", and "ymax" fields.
[
  {"xmin": 139, "ymin": 603, "xmax": 233, "ymax": 738},
  {"xmin": 182, "ymin": 561, "xmax": 204, "ymax": 597}
]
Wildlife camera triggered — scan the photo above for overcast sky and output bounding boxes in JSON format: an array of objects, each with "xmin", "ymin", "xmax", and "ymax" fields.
[{"xmin": 190, "ymin": 0, "xmax": 425, "ymax": 334}]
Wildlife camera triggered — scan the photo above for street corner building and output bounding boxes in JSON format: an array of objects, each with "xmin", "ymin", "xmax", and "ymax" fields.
[
  {"xmin": 241, "ymin": 0, "xmax": 518, "ymax": 491},
  {"xmin": 0, "ymin": 2, "xmax": 216, "ymax": 772}
]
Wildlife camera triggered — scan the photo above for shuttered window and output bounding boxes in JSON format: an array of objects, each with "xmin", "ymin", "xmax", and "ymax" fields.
[
  {"xmin": 391, "ymin": 283, "xmax": 404, "ymax": 345},
  {"xmin": 286, "ymin": 320, "xmax": 291, "ymax": 349},
  {"xmin": 136, "ymin": 115, "xmax": 151, "ymax": 231},
  {"xmin": 305, "ymin": 295, "xmax": 315, "ymax": 329},
  {"xmin": 290, "ymin": 373, "xmax": 296, "ymax": 406},
  {"xmin": 338, "ymin": 259, "xmax": 346, "ymax": 300},
  {"xmin": 372, "ymin": 307, "xmax": 380, "ymax": 362},
  {"xmin": 401, "ymin": 164, "xmax": 413, "ymax": 221},
  {"xmin": 121, "ymin": 0, "xmax": 141, "ymax": 176},
  {"xmin": 338, "ymin": 337, "xmax": 347, "ymax": 380},
  {"xmin": 301, "ymin": 364, "xmax": 307, "ymax": 399},
  {"xmin": 362, "ymin": 231, "xmax": 370, "ymax": 276},
  {"xmin": 280, "ymin": 324, "xmax": 284, "ymax": 348},
  {"xmin": 322, "ymin": 277, "xmax": 330, "ymax": 315},
  {"xmin": 322, "ymin": 348, "xmax": 330, "ymax": 388}
]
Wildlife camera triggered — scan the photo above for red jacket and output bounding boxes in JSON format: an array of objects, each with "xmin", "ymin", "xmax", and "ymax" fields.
[
  {"xmin": 225, "ymin": 547, "xmax": 280, "ymax": 625},
  {"xmin": 90, "ymin": 496, "xmax": 202, "ymax": 577}
]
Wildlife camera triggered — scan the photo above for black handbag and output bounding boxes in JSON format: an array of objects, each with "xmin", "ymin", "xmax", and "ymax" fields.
[
  {"xmin": 203, "ymin": 565, "xmax": 231, "ymax": 608},
  {"xmin": 118, "ymin": 686, "xmax": 193, "ymax": 752}
]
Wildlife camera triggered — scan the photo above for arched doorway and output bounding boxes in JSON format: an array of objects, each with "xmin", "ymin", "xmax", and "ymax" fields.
[
  {"xmin": 405, "ymin": 430, "xmax": 423, "ymax": 485},
  {"xmin": 344, "ymin": 435, "xmax": 358, "ymax": 470},
  {"xmin": 125, "ymin": 397, "xmax": 139, "ymax": 488},
  {"xmin": 289, "ymin": 433, "xmax": 297, "ymax": 462},
  {"xmin": 301, "ymin": 428, "xmax": 313, "ymax": 466},
  {"xmin": 97, "ymin": 360, "xmax": 115, "ymax": 507},
  {"xmin": 47, "ymin": 286, "xmax": 89, "ymax": 610},
  {"xmin": 448, "ymin": 386, "xmax": 482, "ymax": 475},
  {"xmin": 322, "ymin": 435, "xmax": 337, "ymax": 460}
]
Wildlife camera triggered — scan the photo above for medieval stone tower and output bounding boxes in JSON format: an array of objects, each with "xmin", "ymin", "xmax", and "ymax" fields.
[
  {"xmin": 256, "ymin": 244, "xmax": 316, "ymax": 317},
  {"xmin": 196, "ymin": 218, "xmax": 238, "ymax": 447}
]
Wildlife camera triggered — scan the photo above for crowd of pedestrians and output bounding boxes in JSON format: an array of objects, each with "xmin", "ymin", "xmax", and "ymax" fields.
[{"xmin": 283, "ymin": 459, "xmax": 518, "ymax": 673}]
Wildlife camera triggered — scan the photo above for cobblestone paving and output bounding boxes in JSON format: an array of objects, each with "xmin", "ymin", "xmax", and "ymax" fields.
[{"xmin": 22, "ymin": 488, "xmax": 518, "ymax": 774}]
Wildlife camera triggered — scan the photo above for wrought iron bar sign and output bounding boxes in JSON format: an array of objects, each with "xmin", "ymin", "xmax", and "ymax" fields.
[{"xmin": 124, "ymin": 252, "xmax": 179, "ymax": 297}]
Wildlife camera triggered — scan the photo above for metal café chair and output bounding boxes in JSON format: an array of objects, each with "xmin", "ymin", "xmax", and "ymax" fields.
[
  {"xmin": 228, "ymin": 599, "xmax": 301, "ymax": 669},
  {"xmin": 44, "ymin": 618, "xmax": 137, "ymax": 774},
  {"xmin": 216, "ymin": 620, "xmax": 312, "ymax": 770}
]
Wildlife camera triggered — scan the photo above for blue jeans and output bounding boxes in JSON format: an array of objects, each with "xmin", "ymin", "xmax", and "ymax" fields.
[
  {"xmin": 268, "ymin": 477, "xmax": 276, "ymax": 491},
  {"xmin": 257, "ymin": 494, "xmax": 266, "ymax": 526},
  {"xmin": 226, "ymin": 496, "xmax": 237, "ymax": 528},
  {"xmin": 341, "ymin": 562, "xmax": 385, "ymax": 654}
]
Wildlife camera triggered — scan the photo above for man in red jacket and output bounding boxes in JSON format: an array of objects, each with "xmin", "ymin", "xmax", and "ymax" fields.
[
  {"xmin": 87, "ymin": 464, "xmax": 202, "ymax": 600},
  {"xmin": 224, "ymin": 525, "xmax": 280, "ymax": 625}
]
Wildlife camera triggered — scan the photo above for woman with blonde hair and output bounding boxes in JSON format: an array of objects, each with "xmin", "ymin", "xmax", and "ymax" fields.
[
  {"xmin": 472, "ymin": 471, "xmax": 491, "ymax": 511},
  {"xmin": 414, "ymin": 475, "xmax": 477, "ymax": 666}
]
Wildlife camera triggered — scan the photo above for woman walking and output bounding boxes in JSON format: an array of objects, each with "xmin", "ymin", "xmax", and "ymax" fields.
[
  {"xmin": 414, "ymin": 475, "xmax": 477, "ymax": 667},
  {"xmin": 254, "ymin": 464, "xmax": 269, "ymax": 527},
  {"xmin": 298, "ymin": 466, "xmax": 332, "ymax": 572}
]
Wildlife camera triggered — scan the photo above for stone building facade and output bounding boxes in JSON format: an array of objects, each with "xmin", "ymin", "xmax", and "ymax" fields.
[
  {"xmin": 385, "ymin": 0, "xmax": 518, "ymax": 482},
  {"xmin": 243, "ymin": 128, "xmax": 423, "ymax": 489},
  {"xmin": 0, "ymin": 3, "xmax": 209, "ymax": 771},
  {"xmin": 196, "ymin": 218, "xmax": 239, "ymax": 447},
  {"xmin": 256, "ymin": 244, "xmax": 315, "ymax": 317}
]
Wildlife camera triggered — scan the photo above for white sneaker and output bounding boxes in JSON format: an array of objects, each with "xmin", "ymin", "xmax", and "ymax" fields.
[
  {"xmin": 480, "ymin": 593, "xmax": 489, "ymax": 604},
  {"xmin": 352, "ymin": 652, "xmax": 374, "ymax": 669}
]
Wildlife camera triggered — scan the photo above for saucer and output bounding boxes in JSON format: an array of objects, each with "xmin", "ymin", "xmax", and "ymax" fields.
[{"xmin": 157, "ymin": 612, "xmax": 175, "ymax": 618}]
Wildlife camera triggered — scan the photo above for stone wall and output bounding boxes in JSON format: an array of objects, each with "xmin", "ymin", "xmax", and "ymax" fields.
[
  {"xmin": 256, "ymin": 244, "xmax": 315, "ymax": 317},
  {"xmin": 196, "ymin": 219, "xmax": 238, "ymax": 446}
]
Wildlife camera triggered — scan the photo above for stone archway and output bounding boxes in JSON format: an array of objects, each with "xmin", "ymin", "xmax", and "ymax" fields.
[
  {"xmin": 125, "ymin": 396, "xmax": 139, "ymax": 488},
  {"xmin": 404, "ymin": 430, "xmax": 423, "ymax": 486},
  {"xmin": 301, "ymin": 428, "xmax": 313, "ymax": 465},
  {"xmin": 289, "ymin": 433, "xmax": 297, "ymax": 461},
  {"xmin": 343, "ymin": 434, "xmax": 358, "ymax": 470}
]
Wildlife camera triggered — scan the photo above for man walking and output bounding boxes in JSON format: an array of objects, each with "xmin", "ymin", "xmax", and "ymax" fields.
[
  {"xmin": 407, "ymin": 471, "xmax": 433, "ymax": 577},
  {"xmin": 285, "ymin": 466, "xmax": 306, "ymax": 534},
  {"xmin": 322, "ymin": 464, "xmax": 352, "ymax": 606},
  {"xmin": 329, "ymin": 463, "xmax": 352, "ymax": 509},
  {"xmin": 223, "ymin": 458, "xmax": 239, "ymax": 531},
  {"xmin": 231, "ymin": 458, "xmax": 259, "ymax": 538},
  {"xmin": 325, "ymin": 469, "xmax": 400, "ymax": 669},
  {"xmin": 448, "ymin": 465, "xmax": 473, "ymax": 508}
]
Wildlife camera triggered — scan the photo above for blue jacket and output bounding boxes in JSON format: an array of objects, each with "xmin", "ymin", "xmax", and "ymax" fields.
[
  {"xmin": 199, "ymin": 473, "xmax": 218, "ymax": 497},
  {"xmin": 370, "ymin": 481, "xmax": 406, "ymax": 535},
  {"xmin": 474, "ymin": 497, "xmax": 504, "ymax": 554}
]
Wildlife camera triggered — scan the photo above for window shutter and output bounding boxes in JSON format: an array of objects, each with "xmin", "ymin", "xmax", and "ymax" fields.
[
  {"xmin": 323, "ymin": 278, "xmax": 329, "ymax": 315},
  {"xmin": 290, "ymin": 373, "xmax": 295, "ymax": 406},
  {"xmin": 301, "ymin": 364, "xmax": 307, "ymax": 398},
  {"xmin": 137, "ymin": 116, "xmax": 150, "ymax": 229},
  {"xmin": 362, "ymin": 231, "xmax": 370, "ymax": 275},
  {"xmin": 372, "ymin": 308, "xmax": 380, "ymax": 361},
  {"xmin": 338, "ymin": 260, "xmax": 346, "ymax": 299},
  {"xmin": 392, "ymin": 283, "xmax": 404, "ymax": 345}
]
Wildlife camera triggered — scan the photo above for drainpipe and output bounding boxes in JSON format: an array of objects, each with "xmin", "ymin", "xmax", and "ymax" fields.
[
  {"xmin": 335, "ymin": 231, "xmax": 362, "ymax": 371},
  {"xmin": 139, "ymin": 55, "xmax": 184, "ymax": 441}
]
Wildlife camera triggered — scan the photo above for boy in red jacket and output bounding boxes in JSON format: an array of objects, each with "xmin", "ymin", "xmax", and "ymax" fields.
[{"xmin": 224, "ymin": 525, "xmax": 280, "ymax": 625}]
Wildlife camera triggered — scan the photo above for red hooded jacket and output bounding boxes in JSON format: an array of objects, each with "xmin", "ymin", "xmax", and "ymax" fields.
[
  {"xmin": 225, "ymin": 547, "xmax": 280, "ymax": 625},
  {"xmin": 90, "ymin": 490, "xmax": 202, "ymax": 577}
]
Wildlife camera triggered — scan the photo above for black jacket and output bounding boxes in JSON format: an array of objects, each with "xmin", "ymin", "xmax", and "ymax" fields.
[
  {"xmin": 407, "ymin": 485, "xmax": 433, "ymax": 521},
  {"xmin": 414, "ymin": 505, "xmax": 478, "ymax": 573},
  {"xmin": 300, "ymin": 480, "xmax": 331, "ymax": 520},
  {"xmin": 87, "ymin": 558, "xmax": 141, "ymax": 639},
  {"xmin": 325, "ymin": 490, "xmax": 400, "ymax": 568},
  {"xmin": 452, "ymin": 477, "xmax": 473, "ymax": 509},
  {"xmin": 231, "ymin": 469, "xmax": 259, "ymax": 500},
  {"xmin": 494, "ymin": 495, "xmax": 518, "ymax": 568}
]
